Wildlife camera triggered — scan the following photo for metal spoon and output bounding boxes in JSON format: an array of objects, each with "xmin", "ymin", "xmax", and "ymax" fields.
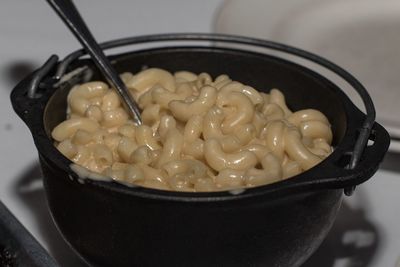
[{"xmin": 46, "ymin": 0, "xmax": 142, "ymax": 125}]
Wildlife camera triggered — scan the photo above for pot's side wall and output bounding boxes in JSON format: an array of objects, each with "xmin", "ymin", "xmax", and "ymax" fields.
[{"xmin": 41, "ymin": 155, "xmax": 342, "ymax": 267}]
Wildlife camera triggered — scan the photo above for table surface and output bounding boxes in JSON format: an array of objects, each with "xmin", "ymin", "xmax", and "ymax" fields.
[{"xmin": 0, "ymin": 1, "xmax": 399, "ymax": 266}]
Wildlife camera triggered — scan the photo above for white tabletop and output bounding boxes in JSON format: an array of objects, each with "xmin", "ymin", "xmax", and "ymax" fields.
[{"xmin": 1, "ymin": 1, "xmax": 399, "ymax": 266}]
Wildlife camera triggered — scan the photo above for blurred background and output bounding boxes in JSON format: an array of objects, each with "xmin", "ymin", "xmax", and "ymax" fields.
[{"xmin": 1, "ymin": 0, "xmax": 399, "ymax": 266}]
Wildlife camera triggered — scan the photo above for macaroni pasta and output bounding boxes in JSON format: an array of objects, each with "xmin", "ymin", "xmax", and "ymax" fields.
[{"xmin": 52, "ymin": 68, "xmax": 333, "ymax": 192}]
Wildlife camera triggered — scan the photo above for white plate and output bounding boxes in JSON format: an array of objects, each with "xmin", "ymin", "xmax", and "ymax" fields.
[{"xmin": 216, "ymin": 0, "xmax": 400, "ymax": 152}]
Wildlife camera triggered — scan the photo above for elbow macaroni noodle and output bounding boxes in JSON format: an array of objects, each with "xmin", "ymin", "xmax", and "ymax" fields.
[{"xmin": 52, "ymin": 68, "xmax": 333, "ymax": 192}]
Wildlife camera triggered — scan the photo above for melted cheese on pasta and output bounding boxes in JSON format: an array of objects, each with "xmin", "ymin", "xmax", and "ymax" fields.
[{"xmin": 52, "ymin": 68, "xmax": 333, "ymax": 192}]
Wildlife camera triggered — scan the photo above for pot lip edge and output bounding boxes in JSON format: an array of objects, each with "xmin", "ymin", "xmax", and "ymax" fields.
[{"xmin": 25, "ymin": 44, "xmax": 365, "ymax": 202}]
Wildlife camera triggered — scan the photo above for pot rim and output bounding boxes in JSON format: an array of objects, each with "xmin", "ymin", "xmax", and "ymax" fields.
[{"xmin": 10, "ymin": 33, "xmax": 390, "ymax": 202}]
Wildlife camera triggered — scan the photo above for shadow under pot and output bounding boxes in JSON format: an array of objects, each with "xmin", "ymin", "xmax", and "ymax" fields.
[{"xmin": 10, "ymin": 34, "xmax": 390, "ymax": 267}]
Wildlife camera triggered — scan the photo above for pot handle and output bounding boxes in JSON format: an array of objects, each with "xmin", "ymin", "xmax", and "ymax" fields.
[
  {"xmin": 343, "ymin": 121, "xmax": 390, "ymax": 194},
  {"xmin": 312, "ymin": 121, "xmax": 390, "ymax": 195},
  {"xmin": 10, "ymin": 55, "xmax": 59, "ymax": 125}
]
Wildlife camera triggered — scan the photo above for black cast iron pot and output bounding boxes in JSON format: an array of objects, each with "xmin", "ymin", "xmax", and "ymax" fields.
[{"xmin": 10, "ymin": 34, "xmax": 390, "ymax": 267}]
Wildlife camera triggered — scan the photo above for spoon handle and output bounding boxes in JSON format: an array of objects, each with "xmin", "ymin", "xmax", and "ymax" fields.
[{"xmin": 46, "ymin": 0, "xmax": 142, "ymax": 125}]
